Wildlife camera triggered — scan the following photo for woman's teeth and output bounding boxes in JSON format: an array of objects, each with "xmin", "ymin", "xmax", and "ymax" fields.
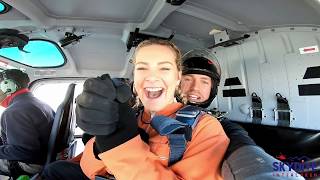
[
  {"xmin": 145, "ymin": 87, "xmax": 163, "ymax": 92},
  {"xmin": 145, "ymin": 87, "xmax": 163, "ymax": 99}
]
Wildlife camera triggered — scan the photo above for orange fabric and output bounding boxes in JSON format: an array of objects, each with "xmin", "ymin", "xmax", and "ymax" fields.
[
  {"xmin": 80, "ymin": 103, "xmax": 229, "ymax": 180},
  {"xmin": 80, "ymin": 138, "xmax": 109, "ymax": 178}
]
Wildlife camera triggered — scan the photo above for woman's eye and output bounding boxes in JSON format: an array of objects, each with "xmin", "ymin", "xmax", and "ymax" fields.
[
  {"xmin": 160, "ymin": 67, "xmax": 171, "ymax": 71},
  {"xmin": 136, "ymin": 67, "xmax": 147, "ymax": 70}
]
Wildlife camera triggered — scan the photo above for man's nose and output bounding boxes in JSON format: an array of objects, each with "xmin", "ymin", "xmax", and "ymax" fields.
[{"xmin": 190, "ymin": 80, "xmax": 200, "ymax": 90}]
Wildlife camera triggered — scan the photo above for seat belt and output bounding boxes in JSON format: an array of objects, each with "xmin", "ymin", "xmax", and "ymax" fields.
[
  {"xmin": 274, "ymin": 93, "xmax": 291, "ymax": 127},
  {"xmin": 250, "ymin": 92, "xmax": 263, "ymax": 124},
  {"xmin": 151, "ymin": 105, "xmax": 203, "ymax": 166}
]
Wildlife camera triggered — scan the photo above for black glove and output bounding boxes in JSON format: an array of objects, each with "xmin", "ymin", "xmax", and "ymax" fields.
[
  {"xmin": 220, "ymin": 120, "xmax": 256, "ymax": 159},
  {"xmin": 76, "ymin": 74, "xmax": 132, "ymax": 135},
  {"xmin": 95, "ymin": 102, "xmax": 138, "ymax": 152},
  {"xmin": 82, "ymin": 133, "xmax": 94, "ymax": 145}
]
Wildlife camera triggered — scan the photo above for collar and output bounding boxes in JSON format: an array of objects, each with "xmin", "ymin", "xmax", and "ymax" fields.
[
  {"xmin": 1, "ymin": 88, "xmax": 29, "ymax": 108},
  {"xmin": 141, "ymin": 103, "xmax": 184, "ymax": 123}
]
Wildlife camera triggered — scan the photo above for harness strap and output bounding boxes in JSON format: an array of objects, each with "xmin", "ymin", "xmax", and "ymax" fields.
[
  {"xmin": 275, "ymin": 93, "xmax": 291, "ymax": 127},
  {"xmin": 251, "ymin": 92, "xmax": 263, "ymax": 124},
  {"xmin": 151, "ymin": 105, "xmax": 202, "ymax": 166},
  {"xmin": 168, "ymin": 134, "xmax": 187, "ymax": 165}
]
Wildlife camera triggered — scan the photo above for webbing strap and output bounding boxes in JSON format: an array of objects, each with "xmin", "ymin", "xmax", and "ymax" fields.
[
  {"xmin": 151, "ymin": 105, "xmax": 202, "ymax": 166},
  {"xmin": 251, "ymin": 92, "xmax": 263, "ymax": 124},
  {"xmin": 151, "ymin": 116, "xmax": 189, "ymax": 166},
  {"xmin": 151, "ymin": 116, "xmax": 187, "ymax": 136},
  {"xmin": 276, "ymin": 93, "xmax": 290, "ymax": 127},
  {"xmin": 168, "ymin": 134, "xmax": 187, "ymax": 166}
]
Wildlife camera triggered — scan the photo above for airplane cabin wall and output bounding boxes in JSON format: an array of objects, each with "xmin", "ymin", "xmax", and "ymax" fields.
[{"xmin": 212, "ymin": 27, "xmax": 320, "ymax": 130}]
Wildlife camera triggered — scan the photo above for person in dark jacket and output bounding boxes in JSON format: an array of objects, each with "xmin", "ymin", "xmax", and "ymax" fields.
[
  {"xmin": 0, "ymin": 69, "xmax": 55, "ymax": 178},
  {"xmin": 179, "ymin": 49, "xmax": 304, "ymax": 180},
  {"xmin": 179, "ymin": 49, "xmax": 256, "ymax": 158}
]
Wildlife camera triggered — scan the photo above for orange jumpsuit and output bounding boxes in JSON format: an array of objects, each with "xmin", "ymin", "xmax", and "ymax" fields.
[{"xmin": 80, "ymin": 103, "xmax": 229, "ymax": 180}]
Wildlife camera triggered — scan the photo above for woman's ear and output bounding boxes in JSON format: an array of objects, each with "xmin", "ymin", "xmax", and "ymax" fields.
[
  {"xmin": 177, "ymin": 71, "xmax": 182, "ymax": 86},
  {"xmin": 132, "ymin": 83, "xmax": 138, "ymax": 96}
]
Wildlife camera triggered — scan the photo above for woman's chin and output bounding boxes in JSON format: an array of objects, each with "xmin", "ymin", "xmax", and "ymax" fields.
[
  {"xmin": 142, "ymin": 100, "xmax": 169, "ymax": 113},
  {"xmin": 144, "ymin": 104, "xmax": 165, "ymax": 112}
]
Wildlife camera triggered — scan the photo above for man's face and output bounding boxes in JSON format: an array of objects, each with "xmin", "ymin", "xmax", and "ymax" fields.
[{"xmin": 180, "ymin": 74, "xmax": 212, "ymax": 103}]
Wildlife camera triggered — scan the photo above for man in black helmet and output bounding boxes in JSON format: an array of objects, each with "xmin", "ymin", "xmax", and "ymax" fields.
[
  {"xmin": 179, "ymin": 49, "xmax": 255, "ymax": 158},
  {"xmin": 180, "ymin": 54, "xmax": 220, "ymax": 108},
  {"xmin": 0, "ymin": 69, "xmax": 54, "ymax": 178},
  {"xmin": 179, "ymin": 49, "xmax": 304, "ymax": 180}
]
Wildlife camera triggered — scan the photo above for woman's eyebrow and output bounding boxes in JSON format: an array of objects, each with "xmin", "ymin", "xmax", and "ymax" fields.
[
  {"xmin": 135, "ymin": 62, "xmax": 148, "ymax": 65},
  {"xmin": 158, "ymin": 61, "xmax": 174, "ymax": 66}
]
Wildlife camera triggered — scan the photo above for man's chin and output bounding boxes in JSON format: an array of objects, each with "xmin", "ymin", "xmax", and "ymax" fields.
[{"xmin": 188, "ymin": 100, "xmax": 202, "ymax": 104}]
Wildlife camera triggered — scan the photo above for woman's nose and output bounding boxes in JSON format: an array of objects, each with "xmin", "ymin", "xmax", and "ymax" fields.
[{"xmin": 145, "ymin": 70, "xmax": 160, "ymax": 82}]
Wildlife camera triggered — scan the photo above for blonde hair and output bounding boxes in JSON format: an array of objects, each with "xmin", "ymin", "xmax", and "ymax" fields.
[
  {"xmin": 132, "ymin": 39, "xmax": 186, "ymax": 105},
  {"xmin": 133, "ymin": 39, "xmax": 182, "ymax": 71}
]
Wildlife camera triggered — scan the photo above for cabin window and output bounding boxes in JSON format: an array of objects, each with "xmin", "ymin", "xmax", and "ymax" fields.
[
  {"xmin": 0, "ymin": 1, "xmax": 11, "ymax": 14},
  {"xmin": 32, "ymin": 80, "xmax": 85, "ymax": 156},
  {"xmin": 0, "ymin": 40, "xmax": 66, "ymax": 68}
]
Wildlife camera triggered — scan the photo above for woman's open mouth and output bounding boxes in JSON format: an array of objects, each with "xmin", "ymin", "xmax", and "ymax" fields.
[{"xmin": 144, "ymin": 87, "xmax": 164, "ymax": 99}]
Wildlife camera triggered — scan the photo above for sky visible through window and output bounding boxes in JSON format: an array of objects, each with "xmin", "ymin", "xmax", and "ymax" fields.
[
  {"xmin": 0, "ymin": 3, "xmax": 5, "ymax": 12},
  {"xmin": 33, "ymin": 82, "xmax": 85, "ymax": 155},
  {"xmin": 0, "ymin": 40, "xmax": 65, "ymax": 67}
]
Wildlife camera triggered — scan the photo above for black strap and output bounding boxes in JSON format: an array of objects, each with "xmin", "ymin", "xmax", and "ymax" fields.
[
  {"xmin": 275, "ymin": 93, "xmax": 290, "ymax": 127},
  {"xmin": 251, "ymin": 92, "xmax": 263, "ymax": 124}
]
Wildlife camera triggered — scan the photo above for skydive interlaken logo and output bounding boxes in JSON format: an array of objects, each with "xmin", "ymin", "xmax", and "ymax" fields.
[{"xmin": 272, "ymin": 153, "xmax": 319, "ymax": 178}]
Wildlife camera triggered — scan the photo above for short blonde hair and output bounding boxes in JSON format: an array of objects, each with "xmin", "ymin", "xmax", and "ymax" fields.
[{"xmin": 133, "ymin": 39, "xmax": 182, "ymax": 71}]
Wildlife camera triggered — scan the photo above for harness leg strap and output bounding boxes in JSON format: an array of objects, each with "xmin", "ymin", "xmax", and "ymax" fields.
[{"xmin": 168, "ymin": 134, "xmax": 187, "ymax": 166}]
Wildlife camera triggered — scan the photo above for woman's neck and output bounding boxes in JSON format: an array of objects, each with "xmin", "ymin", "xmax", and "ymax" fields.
[{"xmin": 150, "ymin": 112, "xmax": 156, "ymax": 118}]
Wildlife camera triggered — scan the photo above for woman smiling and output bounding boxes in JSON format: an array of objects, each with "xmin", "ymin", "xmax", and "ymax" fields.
[{"xmin": 44, "ymin": 39, "xmax": 229, "ymax": 180}]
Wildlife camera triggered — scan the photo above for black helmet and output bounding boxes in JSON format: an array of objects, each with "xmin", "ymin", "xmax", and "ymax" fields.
[{"xmin": 181, "ymin": 49, "xmax": 221, "ymax": 108}]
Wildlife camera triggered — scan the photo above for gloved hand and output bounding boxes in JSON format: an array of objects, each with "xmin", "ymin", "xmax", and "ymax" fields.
[
  {"xmin": 95, "ymin": 102, "xmax": 138, "ymax": 152},
  {"xmin": 76, "ymin": 74, "xmax": 133, "ymax": 136}
]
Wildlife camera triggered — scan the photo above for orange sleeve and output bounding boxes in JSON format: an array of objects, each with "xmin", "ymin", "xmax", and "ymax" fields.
[
  {"xmin": 171, "ymin": 114, "xmax": 230, "ymax": 180},
  {"xmin": 80, "ymin": 138, "xmax": 109, "ymax": 179},
  {"xmin": 98, "ymin": 115, "xmax": 229, "ymax": 180}
]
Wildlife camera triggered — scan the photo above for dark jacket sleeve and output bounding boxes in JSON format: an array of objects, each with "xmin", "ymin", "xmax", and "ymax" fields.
[
  {"xmin": 220, "ymin": 119, "xmax": 256, "ymax": 159},
  {"xmin": 0, "ymin": 109, "xmax": 43, "ymax": 163}
]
